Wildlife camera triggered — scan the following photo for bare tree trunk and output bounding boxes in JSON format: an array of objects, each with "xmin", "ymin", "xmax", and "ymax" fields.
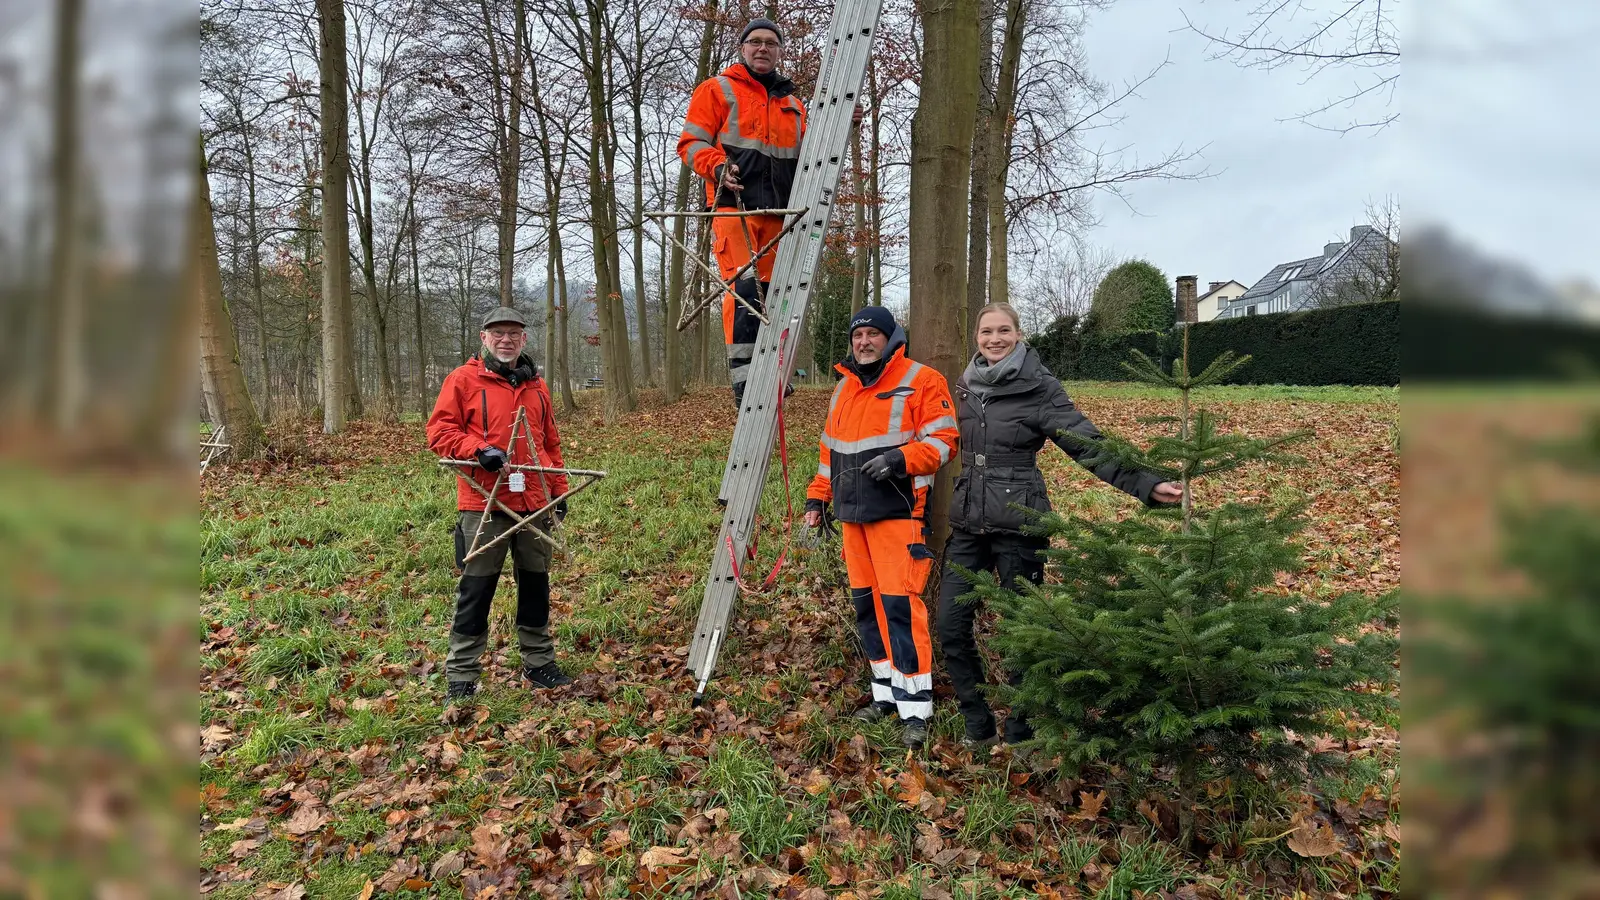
[
  {"xmin": 986, "ymin": 0, "xmax": 1025, "ymax": 307},
  {"xmin": 850, "ymin": 121, "xmax": 869, "ymax": 316},
  {"xmin": 198, "ymin": 137, "xmax": 265, "ymax": 459},
  {"xmin": 909, "ymin": 0, "xmax": 979, "ymax": 551},
  {"xmin": 966, "ymin": 0, "xmax": 997, "ymax": 334},
  {"xmin": 663, "ymin": 162, "xmax": 689, "ymax": 400},
  {"xmin": 318, "ymin": 0, "xmax": 353, "ymax": 433},
  {"xmin": 867, "ymin": 59, "xmax": 884, "ymax": 306},
  {"xmin": 410, "ymin": 203, "xmax": 427, "ymax": 404},
  {"xmin": 630, "ymin": 74, "xmax": 654, "ymax": 387},
  {"xmin": 46, "ymin": 0, "xmax": 84, "ymax": 431},
  {"xmin": 238, "ymin": 118, "xmax": 273, "ymax": 422}
]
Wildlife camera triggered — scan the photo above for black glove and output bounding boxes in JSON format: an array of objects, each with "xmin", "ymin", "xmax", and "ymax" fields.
[
  {"xmin": 475, "ymin": 446, "xmax": 508, "ymax": 472},
  {"xmin": 555, "ymin": 499, "xmax": 569, "ymax": 522},
  {"xmin": 861, "ymin": 449, "xmax": 904, "ymax": 482}
]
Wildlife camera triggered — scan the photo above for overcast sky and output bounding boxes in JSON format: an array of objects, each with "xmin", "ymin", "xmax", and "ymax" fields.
[
  {"xmin": 1075, "ymin": 0, "xmax": 1402, "ymax": 292},
  {"xmin": 1076, "ymin": 0, "xmax": 1597, "ymax": 289}
]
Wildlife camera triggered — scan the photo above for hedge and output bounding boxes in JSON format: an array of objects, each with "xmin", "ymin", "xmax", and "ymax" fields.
[
  {"xmin": 1034, "ymin": 327, "xmax": 1164, "ymax": 381},
  {"xmin": 1403, "ymin": 302, "xmax": 1600, "ymax": 380},
  {"xmin": 1183, "ymin": 301, "xmax": 1399, "ymax": 386}
]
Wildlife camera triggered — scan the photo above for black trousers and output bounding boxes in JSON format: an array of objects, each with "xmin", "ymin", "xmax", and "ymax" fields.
[{"xmin": 936, "ymin": 527, "xmax": 1046, "ymax": 742}]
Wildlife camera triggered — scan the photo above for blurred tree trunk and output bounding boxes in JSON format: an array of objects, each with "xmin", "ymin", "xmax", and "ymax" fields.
[
  {"xmin": 909, "ymin": 0, "xmax": 979, "ymax": 550},
  {"xmin": 46, "ymin": 0, "xmax": 85, "ymax": 431}
]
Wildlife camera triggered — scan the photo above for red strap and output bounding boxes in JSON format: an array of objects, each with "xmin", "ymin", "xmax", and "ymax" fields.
[{"xmin": 728, "ymin": 329, "xmax": 796, "ymax": 596}]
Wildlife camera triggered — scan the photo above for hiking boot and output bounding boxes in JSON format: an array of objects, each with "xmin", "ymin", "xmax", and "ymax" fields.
[
  {"xmin": 901, "ymin": 718, "xmax": 929, "ymax": 750},
  {"xmin": 445, "ymin": 681, "xmax": 478, "ymax": 704},
  {"xmin": 852, "ymin": 701, "xmax": 897, "ymax": 724},
  {"xmin": 961, "ymin": 729, "xmax": 999, "ymax": 750},
  {"xmin": 523, "ymin": 661, "xmax": 574, "ymax": 689}
]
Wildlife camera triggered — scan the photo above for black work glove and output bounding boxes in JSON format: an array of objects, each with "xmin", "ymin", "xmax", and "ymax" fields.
[
  {"xmin": 475, "ymin": 446, "xmax": 508, "ymax": 472},
  {"xmin": 861, "ymin": 449, "xmax": 904, "ymax": 482},
  {"xmin": 555, "ymin": 499, "xmax": 569, "ymax": 522}
]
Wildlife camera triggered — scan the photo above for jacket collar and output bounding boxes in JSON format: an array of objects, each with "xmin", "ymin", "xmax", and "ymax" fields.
[
  {"xmin": 957, "ymin": 346, "xmax": 1046, "ymax": 400},
  {"xmin": 720, "ymin": 61, "xmax": 797, "ymax": 99},
  {"xmin": 835, "ymin": 342, "xmax": 910, "ymax": 389}
]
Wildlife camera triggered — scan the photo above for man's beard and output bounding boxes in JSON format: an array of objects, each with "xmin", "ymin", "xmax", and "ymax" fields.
[{"xmin": 484, "ymin": 344, "xmax": 520, "ymax": 364}]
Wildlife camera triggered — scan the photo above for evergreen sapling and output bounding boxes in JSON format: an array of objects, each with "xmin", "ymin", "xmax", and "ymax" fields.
[{"xmin": 968, "ymin": 333, "xmax": 1398, "ymax": 847}]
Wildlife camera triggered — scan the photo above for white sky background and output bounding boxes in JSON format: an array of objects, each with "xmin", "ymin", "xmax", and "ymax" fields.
[
  {"xmin": 1076, "ymin": 0, "xmax": 1598, "ymax": 288},
  {"xmin": 1074, "ymin": 0, "xmax": 1403, "ymax": 291}
]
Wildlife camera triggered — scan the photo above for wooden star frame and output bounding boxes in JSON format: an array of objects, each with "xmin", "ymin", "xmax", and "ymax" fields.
[{"xmin": 438, "ymin": 406, "xmax": 606, "ymax": 563}]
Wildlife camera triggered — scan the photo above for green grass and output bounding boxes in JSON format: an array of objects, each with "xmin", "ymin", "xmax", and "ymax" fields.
[{"xmin": 197, "ymin": 391, "xmax": 1400, "ymax": 897}]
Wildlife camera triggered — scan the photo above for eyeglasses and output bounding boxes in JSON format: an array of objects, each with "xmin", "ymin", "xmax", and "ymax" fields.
[
  {"xmin": 742, "ymin": 38, "xmax": 782, "ymax": 48},
  {"xmin": 487, "ymin": 329, "xmax": 525, "ymax": 341}
]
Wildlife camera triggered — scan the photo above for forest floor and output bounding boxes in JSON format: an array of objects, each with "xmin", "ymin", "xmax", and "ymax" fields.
[{"xmin": 200, "ymin": 382, "xmax": 1401, "ymax": 899}]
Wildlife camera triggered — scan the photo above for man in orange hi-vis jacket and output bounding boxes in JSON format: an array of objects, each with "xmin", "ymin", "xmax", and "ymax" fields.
[
  {"xmin": 803, "ymin": 306, "xmax": 960, "ymax": 751},
  {"xmin": 676, "ymin": 18, "xmax": 804, "ymax": 405}
]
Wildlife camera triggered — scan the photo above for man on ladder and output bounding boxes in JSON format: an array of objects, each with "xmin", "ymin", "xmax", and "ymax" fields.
[{"xmin": 677, "ymin": 18, "xmax": 859, "ymax": 404}]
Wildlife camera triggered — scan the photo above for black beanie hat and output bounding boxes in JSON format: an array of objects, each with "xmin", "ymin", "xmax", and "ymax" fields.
[
  {"xmin": 848, "ymin": 305, "xmax": 896, "ymax": 338},
  {"xmin": 740, "ymin": 18, "xmax": 784, "ymax": 44}
]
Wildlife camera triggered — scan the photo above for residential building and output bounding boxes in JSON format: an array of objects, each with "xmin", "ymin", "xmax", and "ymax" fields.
[
  {"xmin": 1221, "ymin": 225, "xmax": 1397, "ymax": 318},
  {"xmin": 1176, "ymin": 276, "xmax": 1248, "ymax": 324}
]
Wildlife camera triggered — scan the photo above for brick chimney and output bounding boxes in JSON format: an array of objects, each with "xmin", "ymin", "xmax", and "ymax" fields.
[
  {"xmin": 1209, "ymin": 281, "xmax": 1224, "ymax": 294},
  {"xmin": 1176, "ymin": 275, "xmax": 1198, "ymax": 324}
]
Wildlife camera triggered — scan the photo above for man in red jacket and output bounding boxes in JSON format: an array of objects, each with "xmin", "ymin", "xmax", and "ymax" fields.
[{"xmin": 426, "ymin": 307, "xmax": 573, "ymax": 703}]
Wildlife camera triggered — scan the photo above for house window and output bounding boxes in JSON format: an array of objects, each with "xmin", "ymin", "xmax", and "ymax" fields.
[
  {"xmin": 1278, "ymin": 266, "xmax": 1302, "ymax": 283},
  {"xmin": 1248, "ymin": 306, "xmax": 1258, "ymax": 316}
]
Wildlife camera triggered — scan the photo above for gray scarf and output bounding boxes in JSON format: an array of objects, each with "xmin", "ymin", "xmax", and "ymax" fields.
[{"xmin": 962, "ymin": 341, "xmax": 1028, "ymax": 404}]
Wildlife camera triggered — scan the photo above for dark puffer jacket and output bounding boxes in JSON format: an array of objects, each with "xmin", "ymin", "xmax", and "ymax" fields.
[{"xmin": 950, "ymin": 347, "xmax": 1164, "ymax": 534}]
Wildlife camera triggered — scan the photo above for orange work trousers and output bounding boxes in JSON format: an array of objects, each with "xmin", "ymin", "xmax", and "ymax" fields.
[
  {"xmin": 841, "ymin": 518, "xmax": 936, "ymax": 722},
  {"xmin": 712, "ymin": 210, "xmax": 783, "ymax": 403}
]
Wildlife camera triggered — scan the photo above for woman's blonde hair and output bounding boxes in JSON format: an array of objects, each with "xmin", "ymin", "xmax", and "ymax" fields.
[{"xmin": 974, "ymin": 302, "xmax": 1022, "ymax": 338}]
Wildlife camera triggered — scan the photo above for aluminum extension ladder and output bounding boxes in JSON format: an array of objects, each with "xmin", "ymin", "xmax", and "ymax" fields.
[{"xmin": 687, "ymin": 0, "xmax": 882, "ymax": 704}]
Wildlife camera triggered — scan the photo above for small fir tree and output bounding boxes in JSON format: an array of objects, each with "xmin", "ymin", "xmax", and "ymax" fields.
[{"xmin": 972, "ymin": 332, "xmax": 1398, "ymax": 846}]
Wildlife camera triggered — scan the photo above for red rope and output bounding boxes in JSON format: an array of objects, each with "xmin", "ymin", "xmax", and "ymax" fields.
[{"xmin": 726, "ymin": 329, "xmax": 796, "ymax": 595}]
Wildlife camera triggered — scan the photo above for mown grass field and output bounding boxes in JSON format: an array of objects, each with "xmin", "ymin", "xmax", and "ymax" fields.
[{"xmin": 200, "ymin": 382, "xmax": 1399, "ymax": 899}]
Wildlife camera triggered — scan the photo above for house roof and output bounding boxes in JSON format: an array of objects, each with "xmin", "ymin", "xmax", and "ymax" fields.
[
  {"xmin": 1224, "ymin": 225, "xmax": 1396, "ymax": 313},
  {"xmin": 1235, "ymin": 255, "xmax": 1324, "ymax": 304},
  {"xmin": 1196, "ymin": 280, "xmax": 1248, "ymax": 304}
]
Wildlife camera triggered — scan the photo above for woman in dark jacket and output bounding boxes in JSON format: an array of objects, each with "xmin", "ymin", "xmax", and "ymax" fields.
[{"xmin": 938, "ymin": 303, "xmax": 1182, "ymax": 747}]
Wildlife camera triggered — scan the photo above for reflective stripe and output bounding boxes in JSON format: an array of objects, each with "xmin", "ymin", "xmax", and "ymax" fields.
[
  {"xmin": 897, "ymin": 700, "xmax": 934, "ymax": 720},
  {"xmin": 918, "ymin": 416, "xmax": 957, "ymax": 436},
  {"xmin": 731, "ymin": 366, "xmax": 751, "ymax": 384},
  {"xmin": 886, "ymin": 362, "xmax": 924, "ymax": 435},
  {"xmin": 715, "ymin": 77, "xmax": 740, "ymax": 142},
  {"xmin": 683, "ymin": 140, "xmax": 716, "ymax": 171},
  {"xmin": 726, "ymin": 342, "xmax": 755, "ymax": 361},
  {"xmin": 919, "ymin": 436, "xmax": 951, "ymax": 464},
  {"xmin": 870, "ymin": 659, "xmax": 893, "ymax": 678},
  {"xmin": 892, "ymin": 670, "xmax": 933, "ymax": 694},
  {"xmin": 683, "ymin": 122, "xmax": 716, "ymax": 145},
  {"xmin": 816, "ymin": 463, "xmax": 831, "ymax": 478},
  {"xmin": 721, "ymin": 132, "xmax": 801, "ymax": 159},
  {"xmin": 822, "ymin": 431, "xmax": 914, "ymax": 455},
  {"xmin": 871, "ymin": 681, "xmax": 895, "ymax": 703},
  {"xmin": 914, "ymin": 475, "xmax": 933, "ymax": 490}
]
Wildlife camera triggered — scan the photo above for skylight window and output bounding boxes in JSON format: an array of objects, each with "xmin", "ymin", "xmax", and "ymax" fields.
[{"xmin": 1278, "ymin": 265, "xmax": 1303, "ymax": 282}]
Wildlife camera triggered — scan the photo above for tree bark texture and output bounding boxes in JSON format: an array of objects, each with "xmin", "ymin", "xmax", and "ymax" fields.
[
  {"xmin": 199, "ymin": 138, "xmax": 266, "ymax": 459},
  {"xmin": 908, "ymin": 0, "xmax": 979, "ymax": 551},
  {"xmin": 986, "ymin": 0, "xmax": 1025, "ymax": 307},
  {"xmin": 318, "ymin": 0, "xmax": 354, "ymax": 433}
]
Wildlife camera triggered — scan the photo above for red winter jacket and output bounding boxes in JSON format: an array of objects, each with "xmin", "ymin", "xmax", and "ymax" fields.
[{"xmin": 426, "ymin": 357, "xmax": 569, "ymax": 513}]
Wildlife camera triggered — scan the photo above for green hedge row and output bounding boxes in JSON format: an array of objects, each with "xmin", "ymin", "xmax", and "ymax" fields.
[
  {"xmin": 1404, "ymin": 302, "xmax": 1600, "ymax": 380},
  {"xmin": 1034, "ymin": 302, "xmax": 1400, "ymax": 385},
  {"xmin": 1183, "ymin": 300, "xmax": 1399, "ymax": 386}
]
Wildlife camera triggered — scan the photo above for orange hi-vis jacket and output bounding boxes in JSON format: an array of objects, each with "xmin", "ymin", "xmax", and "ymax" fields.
[
  {"xmin": 677, "ymin": 63, "xmax": 806, "ymax": 212},
  {"xmin": 808, "ymin": 346, "xmax": 960, "ymax": 523},
  {"xmin": 426, "ymin": 357, "xmax": 569, "ymax": 514}
]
